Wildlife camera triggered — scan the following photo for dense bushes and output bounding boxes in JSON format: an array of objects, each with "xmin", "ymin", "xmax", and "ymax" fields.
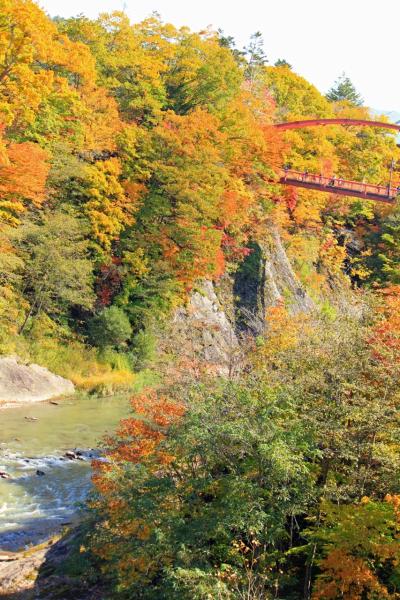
[{"xmin": 86, "ymin": 306, "xmax": 400, "ymax": 598}]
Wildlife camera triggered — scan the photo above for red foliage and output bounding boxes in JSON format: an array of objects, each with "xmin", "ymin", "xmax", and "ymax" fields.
[
  {"xmin": 95, "ymin": 261, "xmax": 123, "ymax": 307},
  {"xmin": 283, "ymin": 185, "xmax": 298, "ymax": 212},
  {"xmin": 93, "ymin": 389, "xmax": 185, "ymax": 479}
]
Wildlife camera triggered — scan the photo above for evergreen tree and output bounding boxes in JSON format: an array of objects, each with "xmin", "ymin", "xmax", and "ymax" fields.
[
  {"xmin": 326, "ymin": 72, "xmax": 363, "ymax": 105},
  {"xmin": 274, "ymin": 58, "xmax": 292, "ymax": 69},
  {"xmin": 217, "ymin": 29, "xmax": 245, "ymax": 65},
  {"xmin": 244, "ymin": 31, "xmax": 268, "ymax": 81}
]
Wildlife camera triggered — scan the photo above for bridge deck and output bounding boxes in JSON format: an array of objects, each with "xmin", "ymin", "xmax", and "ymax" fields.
[{"xmin": 279, "ymin": 170, "xmax": 398, "ymax": 203}]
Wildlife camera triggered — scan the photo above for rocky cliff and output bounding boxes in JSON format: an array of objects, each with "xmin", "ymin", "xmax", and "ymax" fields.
[
  {"xmin": 233, "ymin": 225, "xmax": 314, "ymax": 335},
  {"xmin": 172, "ymin": 280, "xmax": 240, "ymax": 377},
  {"xmin": 169, "ymin": 225, "xmax": 315, "ymax": 375}
]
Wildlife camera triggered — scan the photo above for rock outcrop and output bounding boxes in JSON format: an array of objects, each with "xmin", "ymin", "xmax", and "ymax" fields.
[
  {"xmin": 172, "ymin": 281, "xmax": 240, "ymax": 376},
  {"xmin": 168, "ymin": 225, "xmax": 317, "ymax": 373},
  {"xmin": 0, "ymin": 543, "xmax": 49, "ymax": 599},
  {"xmin": 260, "ymin": 226, "xmax": 314, "ymax": 314},
  {"xmin": 233, "ymin": 225, "xmax": 314, "ymax": 334},
  {"xmin": 0, "ymin": 356, "xmax": 74, "ymax": 406}
]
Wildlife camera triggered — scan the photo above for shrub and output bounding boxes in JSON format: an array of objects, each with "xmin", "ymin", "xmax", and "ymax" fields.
[{"xmin": 89, "ymin": 306, "xmax": 132, "ymax": 349}]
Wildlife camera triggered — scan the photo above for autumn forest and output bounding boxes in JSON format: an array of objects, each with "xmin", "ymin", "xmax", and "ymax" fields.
[{"xmin": 1, "ymin": 1, "xmax": 400, "ymax": 598}]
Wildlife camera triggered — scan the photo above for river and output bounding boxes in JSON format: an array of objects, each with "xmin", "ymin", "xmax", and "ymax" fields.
[{"xmin": 0, "ymin": 395, "xmax": 129, "ymax": 551}]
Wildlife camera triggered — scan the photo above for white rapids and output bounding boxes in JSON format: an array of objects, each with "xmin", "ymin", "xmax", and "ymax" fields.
[{"xmin": 0, "ymin": 395, "xmax": 129, "ymax": 550}]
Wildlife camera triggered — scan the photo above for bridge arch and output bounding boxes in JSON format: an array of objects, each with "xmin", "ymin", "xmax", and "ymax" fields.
[{"xmin": 274, "ymin": 118, "xmax": 400, "ymax": 133}]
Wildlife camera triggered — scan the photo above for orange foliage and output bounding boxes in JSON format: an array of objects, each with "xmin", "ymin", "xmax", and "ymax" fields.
[
  {"xmin": 369, "ymin": 286, "xmax": 400, "ymax": 365},
  {"xmin": 313, "ymin": 549, "xmax": 391, "ymax": 600},
  {"xmin": 93, "ymin": 389, "xmax": 185, "ymax": 481},
  {"xmin": 0, "ymin": 134, "xmax": 49, "ymax": 224},
  {"xmin": 91, "ymin": 388, "xmax": 185, "ymax": 565},
  {"xmin": 1, "ymin": 142, "xmax": 49, "ymax": 203},
  {"xmin": 313, "ymin": 496, "xmax": 400, "ymax": 600}
]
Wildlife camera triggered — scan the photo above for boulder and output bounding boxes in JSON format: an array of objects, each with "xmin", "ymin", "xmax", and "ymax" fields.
[
  {"xmin": 64, "ymin": 451, "xmax": 77, "ymax": 460},
  {"xmin": 0, "ymin": 356, "xmax": 74, "ymax": 407}
]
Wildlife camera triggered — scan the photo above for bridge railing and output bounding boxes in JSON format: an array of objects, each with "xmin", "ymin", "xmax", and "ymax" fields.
[{"xmin": 280, "ymin": 169, "xmax": 399, "ymax": 199}]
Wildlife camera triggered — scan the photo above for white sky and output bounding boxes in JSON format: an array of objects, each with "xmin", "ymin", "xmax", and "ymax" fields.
[{"xmin": 39, "ymin": 0, "xmax": 400, "ymax": 112}]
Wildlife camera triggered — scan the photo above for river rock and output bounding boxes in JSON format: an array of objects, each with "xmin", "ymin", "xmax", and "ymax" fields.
[
  {"xmin": 64, "ymin": 451, "xmax": 77, "ymax": 460},
  {"xmin": 36, "ymin": 470, "xmax": 46, "ymax": 476},
  {"xmin": 0, "ymin": 471, "xmax": 11, "ymax": 479},
  {"xmin": 0, "ymin": 356, "xmax": 74, "ymax": 406}
]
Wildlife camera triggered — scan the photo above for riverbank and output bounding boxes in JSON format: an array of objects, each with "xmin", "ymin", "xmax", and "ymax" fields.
[
  {"xmin": 0, "ymin": 528, "xmax": 103, "ymax": 600},
  {"xmin": 0, "ymin": 397, "xmax": 70, "ymax": 411},
  {"xmin": 0, "ymin": 537, "xmax": 56, "ymax": 599}
]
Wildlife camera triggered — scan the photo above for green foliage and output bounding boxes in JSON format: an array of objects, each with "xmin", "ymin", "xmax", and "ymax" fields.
[
  {"xmin": 244, "ymin": 31, "xmax": 268, "ymax": 81},
  {"xmin": 216, "ymin": 29, "xmax": 245, "ymax": 66},
  {"xmin": 348, "ymin": 199, "xmax": 375, "ymax": 223},
  {"xmin": 90, "ymin": 377, "xmax": 315, "ymax": 598},
  {"xmin": 366, "ymin": 204, "xmax": 400, "ymax": 284},
  {"xmin": 274, "ymin": 58, "xmax": 292, "ymax": 69},
  {"xmin": 89, "ymin": 306, "xmax": 132, "ymax": 349},
  {"xmin": 87, "ymin": 309, "xmax": 400, "ymax": 598},
  {"xmin": 166, "ymin": 32, "xmax": 242, "ymax": 116},
  {"xmin": 13, "ymin": 211, "xmax": 94, "ymax": 329},
  {"xmin": 326, "ymin": 73, "xmax": 363, "ymax": 106},
  {"xmin": 264, "ymin": 65, "xmax": 332, "ymax": 119},
  {"xmin": 131, "ymin": 329, "xmax": 156, "ymax": 370}
]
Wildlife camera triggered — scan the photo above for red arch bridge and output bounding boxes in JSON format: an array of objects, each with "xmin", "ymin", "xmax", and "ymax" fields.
[{"xmin": 273, "ymin": 119, "xmax": 400, "ymax": 203}]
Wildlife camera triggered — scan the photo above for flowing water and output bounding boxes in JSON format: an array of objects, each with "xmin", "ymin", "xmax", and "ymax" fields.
[{"xmin": 0, "ymin": 395, "xmax": 130, "ymax": 551}]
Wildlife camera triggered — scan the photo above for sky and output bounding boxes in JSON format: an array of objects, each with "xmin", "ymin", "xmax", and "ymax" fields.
[{"xmin": 39, "ymin": 0, "xmax": 400, "ymax": 113}]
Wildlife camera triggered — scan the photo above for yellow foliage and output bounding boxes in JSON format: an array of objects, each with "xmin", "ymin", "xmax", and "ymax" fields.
[
  {"xmin": 253, "ymin": 304, "xmax": 310, "ymax": 370},
  {"xmin": 318, "ymin": 234, "xmax": 347, "ymax": 275},
  {"xmin": 84, "ymin": 158, "xmax": 141, "ymax": 252},
  {"xmin": 72, "ymin": 369, "xmax": 135, "ymax": 394},
  {"xmin": 0, "ymin": 0, "xmax": 94, "ymax": 127}
]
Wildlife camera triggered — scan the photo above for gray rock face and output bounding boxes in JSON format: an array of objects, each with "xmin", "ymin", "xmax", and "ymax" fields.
[
  {"xmin": 233, "ymin": 226, "xmax": 314, "ymax": 335},
  {"xmin": 260, "ymin": 226, "xmax": 314, "ymax": 315},
  {"xmin": 173, "ymin": 281, "xmax": 240, "ymax": 376},
  {"xmin": 170, "ymin": 225, "xmax": 315, "ymax": 372},
  {"xmin": 0, "ymin": 356, "xmax": 74, "ymax": 406}
]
